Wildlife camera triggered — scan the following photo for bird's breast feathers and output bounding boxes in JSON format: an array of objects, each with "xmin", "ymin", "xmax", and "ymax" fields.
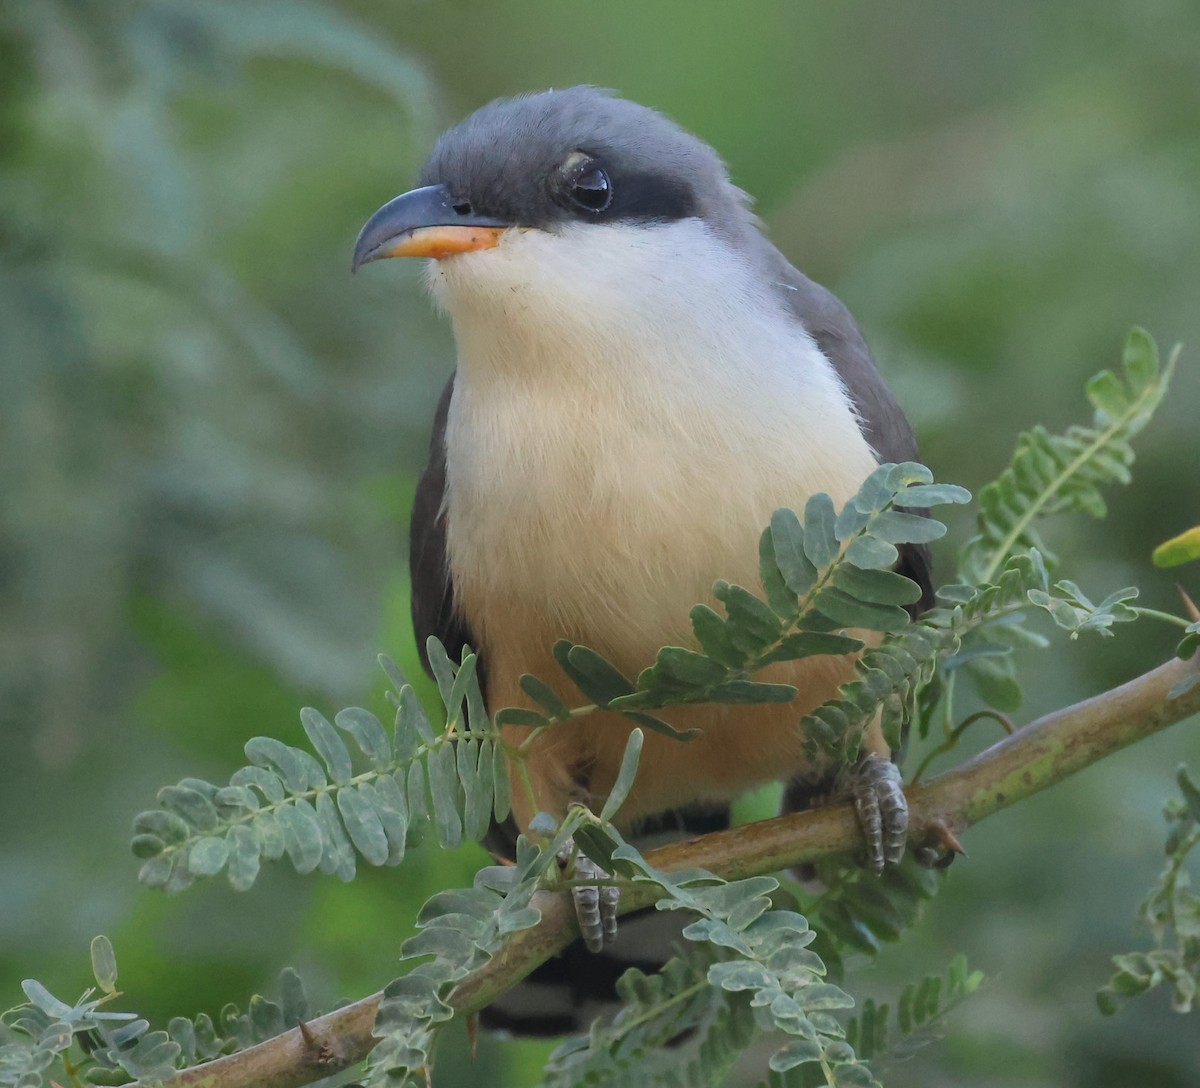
[
  {"xmin": 434, "ymin": 219, "xmax": 876, "ymax": 656},
  {"xmin": 430, "ymin": 218, "xmax": 880, "ymax": 821}
]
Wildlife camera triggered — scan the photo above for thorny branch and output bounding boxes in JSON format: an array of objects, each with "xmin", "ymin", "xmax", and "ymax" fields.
[{"xmin": 148, "ymin": 652, "xmax": 1200, "ymax": 1088}]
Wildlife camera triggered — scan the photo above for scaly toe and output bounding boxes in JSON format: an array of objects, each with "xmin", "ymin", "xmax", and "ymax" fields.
[
  {"xmin": 558, "ymin": 839, "xmax": 620, "ymax": 952},
  {"xmin": 851, "ymin": 753, "xmax": 908, "ymax": 873}
]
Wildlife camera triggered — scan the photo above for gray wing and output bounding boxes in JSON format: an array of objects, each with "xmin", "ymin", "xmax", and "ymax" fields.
[
  {"xmin": 769, "ymin": 254, "xmax": 935, "ymax": 819},
  {"xmin": 410, "ymin": 375, "xmax": 479, "ymax": 674},
  {"xmin": 771, "ymin": 257, "xmax": 935, "ymax": 616},
  {"xmin": 410, "ymin": 377, "xmax": 514, "ymax": 860}
]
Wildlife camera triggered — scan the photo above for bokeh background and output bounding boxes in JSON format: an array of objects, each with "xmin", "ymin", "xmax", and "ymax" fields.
[{"xmin": 3, "ymin": 2, "xmax": 1199, "ymax": 1085}]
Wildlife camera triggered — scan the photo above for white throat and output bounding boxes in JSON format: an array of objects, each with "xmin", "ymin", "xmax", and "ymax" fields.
[{"xmin": 427, "ymin": 218, "xmax": 879, "ymax": 667}]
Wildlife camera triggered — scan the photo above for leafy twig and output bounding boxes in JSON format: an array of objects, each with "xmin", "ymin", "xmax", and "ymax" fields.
[{"xmin": 141, "ymin": 651, "xmax": 1200, "ymax": 1088}]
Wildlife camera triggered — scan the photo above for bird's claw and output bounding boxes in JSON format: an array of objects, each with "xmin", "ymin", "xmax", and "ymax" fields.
[
  {"xmin": 557, "ymin": 839, "xmax": 619, "ymax": 953},
  {"xmin": 851, "ymin": 753, "xmax": 908, "ymax": 873}
]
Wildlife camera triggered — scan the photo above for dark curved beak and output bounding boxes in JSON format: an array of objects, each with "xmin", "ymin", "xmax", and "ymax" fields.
[{"xmin": 351, "ymin": 184, "xmax": 512, "ymax": 271}]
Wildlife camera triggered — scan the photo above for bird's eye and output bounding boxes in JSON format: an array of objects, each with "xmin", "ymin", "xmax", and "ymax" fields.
[{"xmin": 569, "ymin": 165, "xmax": 612, "ymax": 212}]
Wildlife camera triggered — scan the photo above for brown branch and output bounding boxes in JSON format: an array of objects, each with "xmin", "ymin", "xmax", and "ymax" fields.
[{"xmin": 150, "ymin": 653, "xmax": 1200, "ymax": 1088}]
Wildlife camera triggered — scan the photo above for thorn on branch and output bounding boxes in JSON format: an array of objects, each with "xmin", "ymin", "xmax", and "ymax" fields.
[
  {"xmin": 914, "ymin": 820, "xmax": 967, "ymax": 869},
  {"xmin": 932, "ymin": 821, "xmax": 968, "ymax": 857},
  {"xmin": 467, "ymin": 1013, "xmax": 480, "ymax": 1061},
  {"xmin": 1178, "ymin": 585, "xmax": 1199, "ymax": 623},
  {"xmin": 297, "ymin": 1018, "xmax": 340, "ymax": 1067}
]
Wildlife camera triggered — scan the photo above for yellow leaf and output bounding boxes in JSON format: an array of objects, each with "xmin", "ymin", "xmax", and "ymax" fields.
[{"xmin": 1152, "ymin": 526, "xmax": 1200, "ymax": 568}]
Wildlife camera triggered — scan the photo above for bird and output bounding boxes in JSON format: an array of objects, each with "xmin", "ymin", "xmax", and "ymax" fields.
[{"xmin": 353, "ymin": 86, "xmax": 932, "ymax": 1035}]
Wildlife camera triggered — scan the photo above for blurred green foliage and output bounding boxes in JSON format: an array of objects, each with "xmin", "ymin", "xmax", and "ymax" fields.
[{"xmin": 2, "ymin": 1, "xmax": 1198, "ymax": 1085}]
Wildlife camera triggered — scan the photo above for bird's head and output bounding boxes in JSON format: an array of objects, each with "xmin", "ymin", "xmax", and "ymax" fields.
[{"xmin": 352, "ymin": 87, "xmax": 763, "ymax": 321}]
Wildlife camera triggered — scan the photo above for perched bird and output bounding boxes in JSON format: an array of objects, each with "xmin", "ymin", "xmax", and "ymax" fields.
[{"xmin": 354, "ymin": 87, "xmax": 931, "ymax": 1033}]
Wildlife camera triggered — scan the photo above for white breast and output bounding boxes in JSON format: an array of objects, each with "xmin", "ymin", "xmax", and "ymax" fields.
[{"xmin": 428, "ymin": 219, "xmax": 879, "ymax": 672}]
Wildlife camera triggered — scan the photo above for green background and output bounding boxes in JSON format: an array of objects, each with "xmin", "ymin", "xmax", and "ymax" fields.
[{"xmin": 2, "ymin": 1, "xmax": 1199, "ymax": 1085}]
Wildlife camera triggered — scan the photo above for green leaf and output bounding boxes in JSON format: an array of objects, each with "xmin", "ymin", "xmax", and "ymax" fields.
[
  {"xmin": 91, "ymin": 935, "xmax": 118, "ymax": 994},
  {"xmin": 756, "ymin": 631, "xmax": 864, "ymax": 667},
  {"xmin": 227, "ymin": 824, "xmax": 261, "ymax": 891},
  {"xmin": 769, "ymin": 1037, "xmax": 823, "ymax": 1072},
  {"xmin": 315, "ymin": 791, "xmax": 356, "ymax": 881},
  {"xmin": 897, "ymin": 483, "xmax": 972, "ymax": 507},
  {"xmin": 683, "ymin": 917, "xmax": 754, "ymax": 956},
  {"xmin": 1175, "ymin": 622, "xmax": 1200, "ymax": 662},
  {"xmin": 425, "ymin": 636, "xmax": 458, "ymax": 711},
  {"xmin": 803, "ymin": 493, "xmax": 839, "ymax": 569},
  {"xmin": 21, "ymin": 979, "xmax": 73, "ymax": 1019},
  {"xmin": 520, "ymin": 674, "xmax": 571, "ymax": 720},
  {"xmin": 799, "ymin": 983, "xmax": 855, "ymax": 1010},
  {"xmin": 815, "ymin": 588, "xmax": 910, "ymax": 631},
  {"xmin": 214, "ymin": 785, "xmax": 260, "ymax": 815},
  {"xmin": 189, "ymin": 836, "xmax": 230, "ymax": 877},
  {"xmin": 249, "ymin": 995, "xmax": 284, "ymax": 1039},
  {"xmin": 554, "ymin": 641, "xmax": 636, "ymax": 705},
  {"xmin": 230, "ymin": 765, "xmax": 286, "ymax": 804},
  {"xmin": 131, "ymin": 833, "xmax": 164, "ymax": 858},
  {"xmin": 406, "ymin": 761, "xmax": 430, "ymax": 846},
  {"xmin": 278, "ymin": 967, "xmax": 312, "ymax": 1026},
  {"xmin": 463, "ymin": 738, "xmax": 493, "ymax": 842},
  {"xmin": 426, "ymin": 743, "xmax": 463, "ymax": 849},
  {"xmin": 1121, "ymin": 325, "xmax": 1160, "ymax": 394},
  {"xmin": 495, "ymin": 707, "xmax": 552, "ymax": 728},
  {"xmin": 760, "ymin": 527, "xmax": 801, "ymax": 618},
  {"xmin": 466, "ymin": 668, "xmax": 490, "ymax": 738},
  {"xmin": 114, "ymin": 1030, "xmax": 181, "ymax": 1080},
  {"xmin": 139, "ymin": 853, "xmax": 175, "ymax": 889},
  {"xmin": 714, "ymin": 581, "xmax": 784, "ymax": 647},
  {"xmin": 337, "ymin": 784, "xmax": 390, "ymax": 866},
  {"xmin": 132, "ymin": 809, "xmax": 193, "ymax": 843},
  {"xmin": 690, "ymin": 604, "xmax": 748, "ymax": 668},
  {"xmin": 366, "ymin": 776, "xmax": 409, "ymax": 862},
  {"xmin": 868, "ymin": 510, "xmax": 947, "ymax": 545},
  {"xmin": 966, "ymin": 657, "xmax": 1023, "ymax": 712},
  {"xmin": 245, "ymin": 737, "xmax": 310, "ymax": 794},
  {"xmin": 445, "ymin": 652, "xmax": 479, "ymax": 727},
  {"xmin": 771, "ymin": 508, "xmax": 819, "ymax": 594},
  {"xmin": 694, "ymin": 876, "xmax": 779, "ymax": 914},
  {"xmin": 651, "ymin": 646, "xmax": 731, "ymax": 687},
  {"xmin": 300, "ymin": 708, "xmax": 353, "ymax": 785},
  {"xmin": 844, "ymin": 535, "xmax": 899, "ymax": 570},
  {"xmin": 492, "ymin": 740, "xmax": 512, "ymax": 822},
  {"xmin": 1176, "ymin": 765, "xmax": 1200, "ymax": 823},
  {"xmin": 963, "ymin": 329, "xmax": 1174, "ymax": 585},
  {"xmin": 832, "ymin": 1063, "xmax": 881, "ymax": 1087},
  {"xmin": 399, "ymin": 683, "xmax": 436, "ymax": 746},
  {"xmin": 378, "ymin": 654, "xmax": 410, "ymax": 696},
  {"xmin": 157, "ymin": 784, "xmax": 219, "ymax": 831},
  {"xmin": 253, "ymin": 811, "xmax": 286, "ymax": 861},
  {"xmin": 277, "ymin": 800, "xmax": 324, "ymax": 874},
  {"xmin": 832, "ymin": 566, "xmax": 924, "ymax": 606},
  {"xmin": 601, "ymin": 729, "xmax": 644, "ymax": 822},
  {"xmin": 616, "ymin": 708, "xmax": 703, "ymax": 740},
  {"xmin": 708, "ymin": 960, "xmax": 774, "ymax": 992},
  {"xmin": 707, "ymin": 680, "xmax": 798, "ymax": 704},
  {"xmin": 335, "ymin": 707, "xmax": 392, "ymax": 770},
  {"xmin": 1086, "ymin": 369, "xmax": 1130, "ymax": 420}
]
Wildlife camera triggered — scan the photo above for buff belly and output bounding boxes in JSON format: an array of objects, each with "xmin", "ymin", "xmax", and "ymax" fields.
[{"xmin": 432, "ymin": 218, "xmax": 882, "ymax": 831}]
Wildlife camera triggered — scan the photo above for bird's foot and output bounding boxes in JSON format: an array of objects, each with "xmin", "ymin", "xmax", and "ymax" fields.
[
  {"xmin": 557, "ymin": 838, "xmax": 619, "ymax": 953},
  {"xmin": 851, "ymin": 753, "xmax": 908, "ymax": 873}
]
